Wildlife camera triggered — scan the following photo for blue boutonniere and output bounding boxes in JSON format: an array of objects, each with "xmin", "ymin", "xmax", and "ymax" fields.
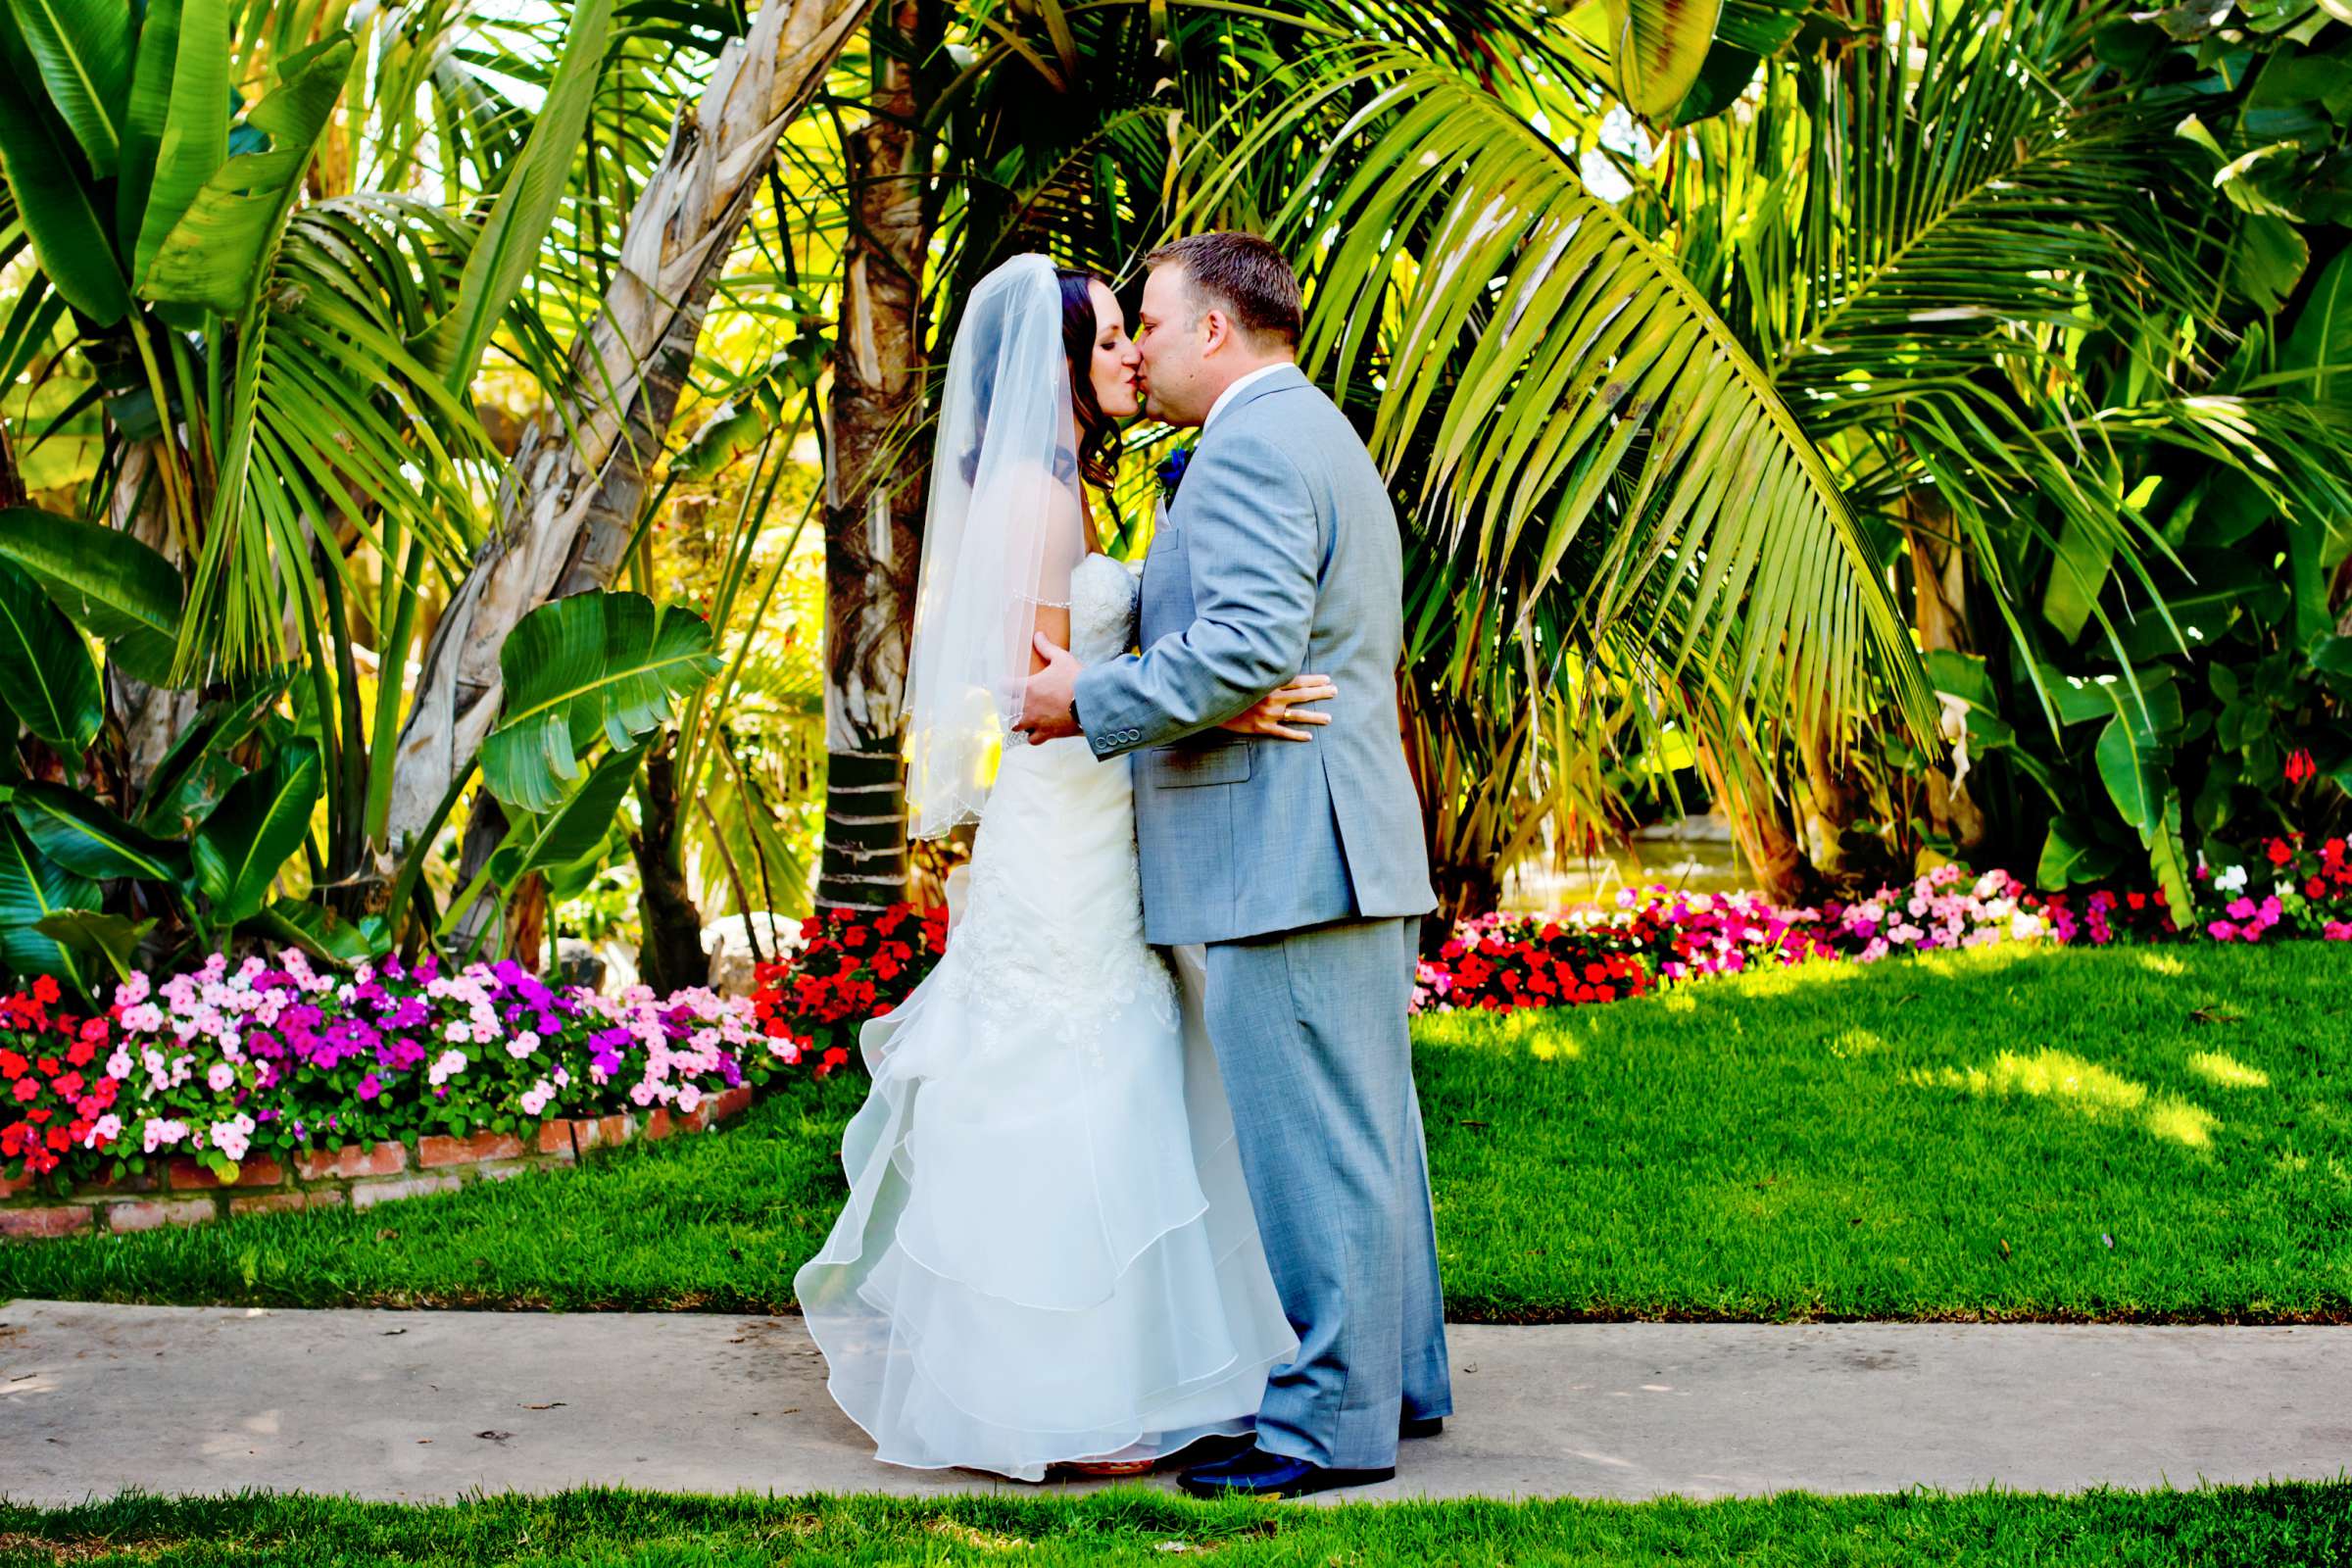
[{"xmin": 1155, "ymin": 443, "xmax": 1194, "ymax": 501}]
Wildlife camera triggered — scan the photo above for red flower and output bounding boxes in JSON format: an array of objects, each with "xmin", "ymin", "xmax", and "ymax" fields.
[
  {"xmin": 29, "ymin": 975, "xmax": 58, "ymax": 1005},
  {"xmin": 2267, "ymin": 838, "xmax": 2296, "ymax": 867},
  {"xmin": 11, "ymin": 1077, "xmax": 35, "ymax": 1103},
  {"xmin": 2286, "ymin": 749, "xmax": 2318, "ymax": 785}
]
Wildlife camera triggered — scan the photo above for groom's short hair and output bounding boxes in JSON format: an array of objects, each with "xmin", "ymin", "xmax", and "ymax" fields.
[{"xmin": 1146, "ymin": 232, "xmax": 1301, "ymax": 350}]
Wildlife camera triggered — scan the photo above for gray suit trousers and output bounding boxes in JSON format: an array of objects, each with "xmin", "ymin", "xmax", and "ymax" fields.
[{"xmin": 1201, "ymin": 914, "xmax": 1452, "ymax": 1470}]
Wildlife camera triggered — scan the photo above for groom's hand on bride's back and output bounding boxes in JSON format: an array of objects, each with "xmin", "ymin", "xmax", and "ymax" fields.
[{"xmin": 1219, "ymin": 673, "xmax": 1336, "ymax": 741}]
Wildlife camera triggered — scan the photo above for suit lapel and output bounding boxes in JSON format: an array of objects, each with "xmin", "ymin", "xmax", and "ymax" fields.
[{"xmin": 1140, "ymin": 494, "xmax": 1170, "ymax": 618}]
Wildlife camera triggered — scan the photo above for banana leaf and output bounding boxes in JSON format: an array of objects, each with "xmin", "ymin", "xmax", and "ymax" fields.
[
  {"xmin": 138, "ymin": 33, "xmax": 354, "ymax": 318},
  {"xmin": 11, "ymin": 0, "xmax": 134, "ymax": 174},
  {"xmin": 0, "ymin": 556, "xmax": 102, "ymax": 754},
  {"xmin": 189, "ymin": 741, "xmax": 322, "ymax": 924},
  {"xmin": 480, "ymin": 593, "xmax": 721, "ymax": 813},
  {"xmin": 0, "ymin": 817, "xmax": 96, "ymax": 989},
  {"xmin": 11, "ymin": 782, "xmax": 188, "ymax": 882},
  {"xmin": 0, "ymin": 506, "xmax": 185, "ymax": 687},
  {"xmin": 33, "ymin": 908, "xmax": 154, "ymax": 983},
  {"xmin": 0, "ymin": 30, "xmax": 129, "ymax": 323},
  {"xmin": 122, "ymin": 0, "xmax": 228, "ymax": 291}
]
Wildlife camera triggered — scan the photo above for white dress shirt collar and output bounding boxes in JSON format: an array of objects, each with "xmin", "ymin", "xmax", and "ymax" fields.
[{"xmin": 1201, "ymin": 362, "xmax": 1293, "ymax": 434}]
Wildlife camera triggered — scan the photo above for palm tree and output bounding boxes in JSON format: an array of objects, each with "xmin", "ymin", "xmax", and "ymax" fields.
[
  {"xmin": 382, "ymin": 0, "xmax": 868, "ymax": 977},
  {"xmin": 815, "ymin": 0, "xmax": 941, "ymax": 913},
  {"xmin": 0, "ymin": 0, "xmax": 619, "ymax": 976},
  {"xmin": 1634, "ymin": 1, "xmax": 2352, "ymax": 899}
]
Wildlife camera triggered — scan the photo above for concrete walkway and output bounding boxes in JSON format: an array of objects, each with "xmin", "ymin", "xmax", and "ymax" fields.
[{"xmin": 3, "ymin": 1299, "xmax": 2347, "ymax": 1505}]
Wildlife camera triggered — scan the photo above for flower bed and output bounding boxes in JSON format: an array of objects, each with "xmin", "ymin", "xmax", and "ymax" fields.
[
  {"xmin": 4, "ymin": 950, "xmax": 804, "ymax": 1201},
  {"xmin": 748, "ymin": 902, "xmax": 948, "ymax": 1071},
  {"xmin": 1414, "ymin": 838, "xmax": 2352, "ymax": 1013}
]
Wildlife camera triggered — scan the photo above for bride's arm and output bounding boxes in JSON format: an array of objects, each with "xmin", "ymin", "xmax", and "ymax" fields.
[
  {"xmin": 1008, "ymin": 458, "xmax": 1086, "ymax": 675},
  {"xmin": 1028, "ymin": 604, "xmax": 1071, "ymax": 675}
]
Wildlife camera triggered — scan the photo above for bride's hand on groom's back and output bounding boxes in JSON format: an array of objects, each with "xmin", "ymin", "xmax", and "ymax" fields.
[{"xmin": 1220, "ymin": 674, "xmax": 1336, "ymax": 741}]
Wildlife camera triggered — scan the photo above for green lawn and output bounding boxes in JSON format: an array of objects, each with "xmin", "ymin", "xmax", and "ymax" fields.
[
  {"xmin": 2, "ymin": 1483, "xmax": 2347, "ymax": 1567},
  {"xmin": 4, "ymin": 942, "xmax": 2348, "ymax": 1321}
]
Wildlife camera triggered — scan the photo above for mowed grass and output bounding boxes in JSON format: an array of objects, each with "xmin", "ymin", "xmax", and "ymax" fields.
[
  {"xmin": 2, "ymin": 1483, "xmax": 2348, "ymax": 1567},
  {"xmin": 2, "ymin": 943, "xmax": 2347, "ymax": 1321}
]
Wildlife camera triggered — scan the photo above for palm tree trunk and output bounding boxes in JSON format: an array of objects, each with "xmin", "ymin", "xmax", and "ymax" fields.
[
  {"xmin": 379, "ymin": 0, "xmax": 867, "ymax": 956},
  {"xmin": 1694, "ymin": 718, "xmax": 1813, "ymax": 906},
  {"xmin": 818, "ymin": 0, "xmax": 936, "ymax": 913},
  {"xmin": 631, "ymin": 733, "xmax": 707, "ymax": 993},
  {"xmin": 109, "ymin": 441, "xmax": 202, "ymax": 798},
  {"xmin": 1904, "ymin": 489, "xmax": 1985, "ymax": 853}
]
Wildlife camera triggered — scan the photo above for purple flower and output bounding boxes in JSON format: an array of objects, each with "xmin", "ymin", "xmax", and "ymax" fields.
[{"xmin": 357, "ymin": 1073, "xmax": 382, "ymax": 1102}]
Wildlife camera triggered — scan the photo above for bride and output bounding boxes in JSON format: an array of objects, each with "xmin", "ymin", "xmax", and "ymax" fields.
[{"xmin": 793, "ymin": 253, "xmax": 1328, "ymax": 1481}]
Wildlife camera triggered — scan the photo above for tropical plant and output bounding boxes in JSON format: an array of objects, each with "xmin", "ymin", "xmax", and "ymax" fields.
[
  {"xmin": 1638, "ymin": 1, "xmax": 2352, "ymax": 900},
  {"xmin": 0, "ymin": 0, "xmax": 869, "ymax": 992}
]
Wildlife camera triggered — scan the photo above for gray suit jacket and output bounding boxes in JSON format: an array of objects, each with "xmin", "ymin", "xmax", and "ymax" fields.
[{"xmin": 1073, "ymin": 365, "xmax": 1438, "ymax": 946}]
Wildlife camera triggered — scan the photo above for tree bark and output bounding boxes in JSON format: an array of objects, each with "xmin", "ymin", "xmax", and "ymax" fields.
[
  {"xmin": 1904, "ymin": 490, "xmax": 1985, "ymax": 853},
  {"xmin": 631, "ymin": 734, "xmax": 708, "ymax": 993},
  {"xmin": 108, "ymin": 441, "xmax": 203, "ymax": 798},
  {"xmin": 818, "ymin": 0, "xmax": 936, "ymax": 913},
  {"xmin": 380, "ymin": 0, "xmax": 868, "ymax": 942},
  {"xmin": 1695, "ymin": 719, "xmax": 1814, "ymax": 906}
]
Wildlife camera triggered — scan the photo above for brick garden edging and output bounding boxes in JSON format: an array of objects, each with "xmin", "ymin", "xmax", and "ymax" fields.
[{"xmin": 0, "ymin": 1085, "xmax": 754, "ymax": 1241}]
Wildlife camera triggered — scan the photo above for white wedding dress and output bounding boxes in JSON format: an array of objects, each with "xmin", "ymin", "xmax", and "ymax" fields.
[{"xmin": 794, "ymin": 551, "xmax": 1298, "ymax": 1480}]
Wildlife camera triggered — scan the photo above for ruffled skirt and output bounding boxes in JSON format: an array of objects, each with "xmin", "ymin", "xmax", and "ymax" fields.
[{"xmin": 792, "ymin": 737, "xmax": 1298, "ymax": 1480}]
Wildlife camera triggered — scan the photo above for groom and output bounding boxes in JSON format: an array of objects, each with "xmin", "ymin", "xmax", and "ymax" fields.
[{"xmin": 1015, "ymin": 232, "xmax": 1451, "ymax": 1498}]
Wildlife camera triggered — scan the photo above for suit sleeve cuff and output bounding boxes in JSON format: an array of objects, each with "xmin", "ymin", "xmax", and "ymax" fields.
[{"xmin": 1075, "ymin": 662, "xmax": 1149, "ymax": 758}]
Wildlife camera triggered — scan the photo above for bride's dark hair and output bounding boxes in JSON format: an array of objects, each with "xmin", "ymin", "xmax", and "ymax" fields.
[{"xmin": 1056, "ymin": 268, "xmax": 1122, "ymax": 495}]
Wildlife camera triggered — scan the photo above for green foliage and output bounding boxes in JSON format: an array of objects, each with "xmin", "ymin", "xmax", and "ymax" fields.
[
  {"xmin": 479, "ymin": 593, "xmax": 722, "ymax": 814},
  {"xmin": 10, "ymin": 0, "xmax": 135, "ymax": 174},
  {"xmin": 122, "ymin": 0, "xmax": 228, "ymax": 289},
  {"xmin": 0, "ymin": 508, "xmax": 184, "ymax": 687},
  {"xmin": 0, "ymin": 556, "xmax": 101, "ymax": 753},
  {"xmin": 138, "ymin": 34, "xmax": 353, "ymax": 318},
  {"xmin": 189, "ymin": 742, "xmax": 323, "ymax": 925},
  {"xmin": 1601, "ymin": 0, "xmax": 1725, "ymax": 118},
  {"xmin": 0, "ymin": 0, "xmax": 661, "ymax": 984},
  {"xmin": 10, "ymin": 782, "xmax": 188, "ymax": 882}
]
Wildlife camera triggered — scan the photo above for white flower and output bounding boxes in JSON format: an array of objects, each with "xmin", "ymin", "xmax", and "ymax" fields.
[
  {"xmin": 2214, "ymin": 864, "xmax": 2249, "ymax": 895},
  {"xmin": 210, "ymin": 1112, "xmax": 256, "ymax": 1162}
]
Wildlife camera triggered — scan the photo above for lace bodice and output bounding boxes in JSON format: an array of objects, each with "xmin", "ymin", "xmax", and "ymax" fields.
[
  {"xmin": 921, "ymin": 550, "xmax": 1169, "ymax": 1055},
  {"xmin": 1070, "ymin": 552, "xmax": 1142, "ymax": 663}
]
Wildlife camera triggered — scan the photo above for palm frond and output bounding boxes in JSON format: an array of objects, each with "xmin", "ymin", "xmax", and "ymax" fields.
[{"xmin": 1186, "ymin": 40, "xmax": 1934, "ymax": 742}]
